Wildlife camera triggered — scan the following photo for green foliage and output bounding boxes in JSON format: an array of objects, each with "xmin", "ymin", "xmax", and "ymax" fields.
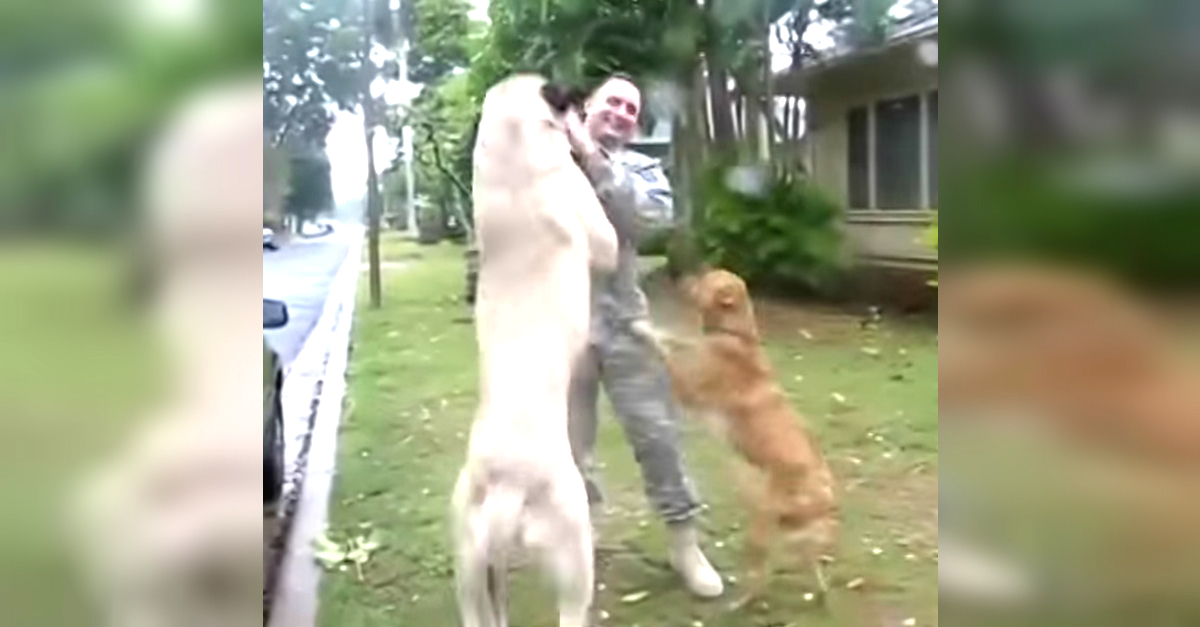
[
  {"xmin": 0, "ymin": 0, "xmax": 262, "ymax": 235},
  {"xmin": 389, "ymin": 0, "xmax": 481, "ymax": 238},
  {"xmin": 407, "ymin": 0, "xmax": 478, "ymax": 84},
  {"xmin": 469, "ymin": 0, "xmax": 693, "ymax": 93},
  {"xmin": 697, "ymin": 162, "xmax": 845, "ymax": 293},
  {"xmin": 637, "ymin": 227, "xmax": 674, "ymax": 257},
  {"xmin": 946, "ymin": 159, "xmax": 1200, "ymax": 289},
  {"xmin": 263, "ymin": 0, "xmax": 363, "ymax": 149},
  {"xmin": 285, "ymin": 152, "xmax": 336, "ymax": 224},
  {"xmin": 265, "ymin": 146, "xmax": 292, "ymax": 227},
  {"xmin": 664, "ymin": 227, "xmax": 706, "ymax": 279}
]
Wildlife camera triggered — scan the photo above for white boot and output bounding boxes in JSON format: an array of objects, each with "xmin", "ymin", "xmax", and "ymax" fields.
[{"xmin": 667, "ymin": 523, "xmax": 725, "ymax": 598}]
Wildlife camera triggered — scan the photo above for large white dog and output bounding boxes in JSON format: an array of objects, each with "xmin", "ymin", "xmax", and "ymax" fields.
[{"xmin": 452, "ymin": 75, "xmax": 619, "ymax": 627}]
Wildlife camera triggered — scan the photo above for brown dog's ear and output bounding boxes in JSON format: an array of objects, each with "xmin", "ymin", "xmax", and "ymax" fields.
[{"xmin": 717, "ymin": 287, "xmax": 738, "ymax": 308}]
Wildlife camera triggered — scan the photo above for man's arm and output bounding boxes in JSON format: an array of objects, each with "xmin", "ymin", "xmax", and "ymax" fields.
[{"xmin": 577, "ymin": 149, "xmax": 674, "ymax": 241}]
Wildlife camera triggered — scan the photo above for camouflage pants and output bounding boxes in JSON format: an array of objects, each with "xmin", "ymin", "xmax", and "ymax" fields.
[
  {"xmin": 568, "ymin": 320, "xmax": 703, "ymax": 524},
  {"xmin": 464, "ymin": 244, "xmax": 480, "ymax": 306}
]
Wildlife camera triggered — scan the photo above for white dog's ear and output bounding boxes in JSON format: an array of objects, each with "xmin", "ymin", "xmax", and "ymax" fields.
[
  {"xmin": 541, "ymin": 83, "xmax": 579, "ymax": 114},
  {"xmin": 540, "ymin": 81, "xmax": 588, "ymax": 114}
]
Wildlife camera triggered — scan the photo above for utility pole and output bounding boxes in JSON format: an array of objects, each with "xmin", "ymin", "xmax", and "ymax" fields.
[
  {"xmin": 362, "ymin": 0, "xmax": 382, "ymax": 308},
  {"xmin": 399, "ymin": 37, "xmax": 417, "ymax": 235}
]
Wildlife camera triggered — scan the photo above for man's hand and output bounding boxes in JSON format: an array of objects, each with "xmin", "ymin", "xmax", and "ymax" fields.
[
  {"xmin": 564, "ymin": 108, "xmax": 598, "ymax": 158},
  {"xmin": 629, "ymin": 319, "xmax": 694, "ymax": 358},
  {"xmin": 629, "ymin": 320, "xmax": 669, "ymax": 358}
]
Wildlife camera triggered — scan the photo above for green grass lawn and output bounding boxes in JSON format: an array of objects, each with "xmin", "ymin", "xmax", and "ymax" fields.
[{"xmin": 320, "ymin": 235, "xmax": 938, "ymax": 627}]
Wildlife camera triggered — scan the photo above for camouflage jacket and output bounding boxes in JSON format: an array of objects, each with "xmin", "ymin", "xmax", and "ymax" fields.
[
  {"xmin": 465, "ymin": 148, "xmax": 673, "ymax": 335},
  {"xmin": 577, "ymin": 147, "xmax": 674, "ymax": 337}
]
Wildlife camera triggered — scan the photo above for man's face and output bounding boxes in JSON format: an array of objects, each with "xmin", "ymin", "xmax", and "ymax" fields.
[{"xmin": 584, "ymin": 78, "xmax": 641, "ymax": 149}]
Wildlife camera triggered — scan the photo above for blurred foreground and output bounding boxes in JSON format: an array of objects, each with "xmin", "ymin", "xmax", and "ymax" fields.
[
  {"xmin": 941, "ymin": 2, "xmax": 1200, "ymax": 622},
  {"xmin": 1, "ymin": 0, "xmax": 262, "ymax": 625}
]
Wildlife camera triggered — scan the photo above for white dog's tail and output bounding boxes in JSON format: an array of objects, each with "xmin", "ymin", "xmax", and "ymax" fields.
[{"xmin": 461, "ymin": 483, "xmax": 526, "ymax": 627}]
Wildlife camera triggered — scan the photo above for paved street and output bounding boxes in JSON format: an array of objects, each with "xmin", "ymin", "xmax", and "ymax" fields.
[{"xmin": 263, "ymin": 226, "xmax": 353, "ymax": 364}]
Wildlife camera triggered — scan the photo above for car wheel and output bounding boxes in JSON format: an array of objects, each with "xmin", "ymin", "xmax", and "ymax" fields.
[{"xmin": 264, "ymin": 389, "xmax": 285, "ymax": 506}]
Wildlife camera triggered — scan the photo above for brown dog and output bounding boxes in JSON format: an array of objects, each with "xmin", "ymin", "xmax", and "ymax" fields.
[
  {"xmin": 633, "ymin": 269, "xmax": 837, "ymax": 606},
  {"xmin": 939, "ymin": 262, "xmax": 1200, "ymax": 466}
]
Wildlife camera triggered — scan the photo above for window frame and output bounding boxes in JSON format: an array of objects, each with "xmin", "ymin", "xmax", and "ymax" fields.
[{"xmin": 845, "ymin": 89, "xmax": 938, "ymax": 214}]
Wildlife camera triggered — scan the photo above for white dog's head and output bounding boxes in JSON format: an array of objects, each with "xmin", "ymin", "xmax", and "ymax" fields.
[{"xmin": 474, "ymin": 74, "xmax": 588, "ymax": 183}]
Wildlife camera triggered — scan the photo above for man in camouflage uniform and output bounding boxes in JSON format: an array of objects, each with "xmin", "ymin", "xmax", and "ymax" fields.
[{"xmin": 560, "ymin": 75, "xmax": 724, "ymax": 598}]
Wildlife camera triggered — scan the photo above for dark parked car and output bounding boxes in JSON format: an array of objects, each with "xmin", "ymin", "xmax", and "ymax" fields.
[{"xmin": 264, "ymin": 299, "xmax": 289, "ymax": 506}]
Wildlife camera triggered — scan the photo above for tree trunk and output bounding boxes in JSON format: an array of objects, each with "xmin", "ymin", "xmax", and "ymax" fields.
[
  {"xmin": 364, "ymin": 115, "xmax": 383, "ymax": 309},
  {"xmin": 705, "ymin": 58, "xmax": 737, "ymax": 153},
  {"xmin": 744, "ymin": 93, "xmax": 762, "ymax": 158},
  {"xmin": 362, "ymin": 0, "xmax": 382, "ymax": 309},
  {"xmin": 691, "ymin": 63, "xmax": 711, "ymax": 155},
  {"xmin": 686, "ymin": 63, "xmax": 712, "ymax": 230}
]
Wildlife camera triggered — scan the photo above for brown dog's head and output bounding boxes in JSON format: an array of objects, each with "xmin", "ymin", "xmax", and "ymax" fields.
[{"xmin": 683, "ymin": 268, "xmax": 760, "ymax": 340}]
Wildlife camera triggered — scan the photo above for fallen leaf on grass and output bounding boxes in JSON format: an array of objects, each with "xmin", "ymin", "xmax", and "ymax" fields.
[
  {"xmin": 313, "ymin": 533, "xmax": 346, "ymax": 569},
  {"xmin": 313, "ymin": 529, "xmax": 383, "ymax": 581},
  {"xmin": 621, "ymin": 591, "xmax": 650, "ymax": 604}
]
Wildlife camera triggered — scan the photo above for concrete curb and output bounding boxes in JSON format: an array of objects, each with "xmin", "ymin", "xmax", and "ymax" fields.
[{"xmin": 268, "ymin": 224, "xmax": 364, "ymax": 627}]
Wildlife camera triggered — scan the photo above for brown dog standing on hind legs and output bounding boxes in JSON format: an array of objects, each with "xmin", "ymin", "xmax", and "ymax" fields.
[
  {"xmin": 631, "ymin": 269, "xmax": 839, "ymax": 609},
  {"xmin": 452, "ymin": 74, "xmax": 618, "ymax": 627}
]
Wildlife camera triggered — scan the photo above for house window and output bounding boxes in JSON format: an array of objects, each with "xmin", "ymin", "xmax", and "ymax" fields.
[
  {"xmin": 875, "ymin": 95, "xmax": 922, "ymax": 209},
  {"xmin": 848, "ymin": 106, "xmax": 871, "ymax": 210},
  {"xmin": 846, "ymin": 91, "xmax": 937, "ymax": 211}
]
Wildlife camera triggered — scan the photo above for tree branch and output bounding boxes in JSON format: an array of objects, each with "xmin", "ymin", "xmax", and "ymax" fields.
[{"xmin": 418, "ymin": 122, "xmax": 475, "ymax": 240}]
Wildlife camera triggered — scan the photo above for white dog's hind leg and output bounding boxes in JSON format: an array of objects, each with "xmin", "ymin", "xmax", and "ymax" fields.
[
  {"xmin": 456, "ymin": 547, "xmax": 492, "ymax": 627},
  {"xmin": 460, "ymin": 476, "xmax": 527, "ymax": 627},
  {"xmin": 544, "ymin": 477, "xmax": 595, "ymax": 627},
  {"xmin": 453, "ymin": 471, "xmax": 494, "ymax": 627},
  {"xmin": 486, "ymin": 562, "xmax": 510, "ymax": 627}
]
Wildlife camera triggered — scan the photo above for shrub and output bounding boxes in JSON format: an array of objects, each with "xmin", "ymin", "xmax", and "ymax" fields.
[
  {"xmin": 637, "ymin": 225, "xmax": 674, "ymax": 257},
  {"xmin": 696, "ymin": 162, "xmax": 845, "ymax": 293},
  {"xmin": 945, "ymin": 158, "xmax": 1200, "ymax": 289},
  {"xmin": 664, "ymin": 228, "xmax": 705, "ymax": 280}
]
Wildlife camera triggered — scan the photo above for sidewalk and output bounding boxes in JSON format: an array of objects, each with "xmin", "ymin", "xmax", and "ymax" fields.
[{"xmin": 267, "ymin": 223, "xmax": 364, "ymax": 627}]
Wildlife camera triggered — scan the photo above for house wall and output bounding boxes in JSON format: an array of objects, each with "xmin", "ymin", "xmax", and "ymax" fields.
[{"xmin": 804, "ymin": 39, "xmax": 938, "ymax": 271}]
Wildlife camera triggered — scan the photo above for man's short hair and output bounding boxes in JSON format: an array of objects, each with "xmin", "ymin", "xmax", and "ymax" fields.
[{"xmin": 594, "ymin": 72, "xmax": 637, "ymax": 92}]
